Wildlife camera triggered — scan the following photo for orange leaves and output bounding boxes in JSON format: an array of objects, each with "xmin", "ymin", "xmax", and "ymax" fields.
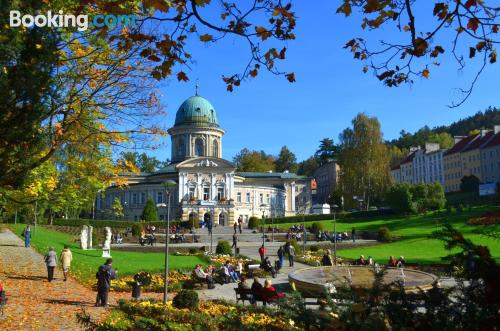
[
  {"xmin": 467, "ymin": 18, "xmax": 479, "ymax": 33},
  {"xmin": 177, "ymin": 71, "xmax": 189, "ymax": 82},
  {"xmin": 409, "ymin": 38, "xmax": 429, "ymax": 57},
  {"xmin": 430, "ymin": 45, "xmax": 445, "ymax": 58},
  {"xmin": 464, "ymin": 0, "xmax": 477, "ymax": 9},
  {"xmin": 286, "ymin": 72, "xmax": 296, "ymax": 82},
  {"xmin": 490, "ymin": 50, "xmax": 497, "ymax": 64},
  {"xmin": 422, "ymin": 69, "xmax": 430, "ymax": 78},
  {"xmin": 433, "ymin": 3, "xmax": 449, "ymax": 20},
  {"xmin": 199, "ymin": 34, "xmax": 213, "ymax": 42},
  {"xmin": 336, "ymin": 1, "xmax": 352, "ymax": 17},
  {"xmin": 255, "ymin": 26, "xmax": 272, "ymax": 40}
]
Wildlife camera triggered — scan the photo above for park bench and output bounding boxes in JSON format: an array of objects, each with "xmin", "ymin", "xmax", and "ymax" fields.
[{"xmin": 234, "ymin": 288, "xmax": 278, "ymax": 306}]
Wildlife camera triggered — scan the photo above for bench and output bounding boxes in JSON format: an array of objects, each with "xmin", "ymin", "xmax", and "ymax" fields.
[{"xmin": 234, "ymin": 288, "xmax": 278, "ymax": 306}]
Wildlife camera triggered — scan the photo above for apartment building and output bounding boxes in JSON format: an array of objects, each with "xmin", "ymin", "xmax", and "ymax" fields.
[{"xmin": 481, "ymin": 129, "xmax": 500, "ymax": 184}]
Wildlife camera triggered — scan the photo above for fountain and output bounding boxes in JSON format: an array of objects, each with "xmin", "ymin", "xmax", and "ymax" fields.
[{"xmin": 289, "ymin": 266, "xmax": 437, "ymax": 298}]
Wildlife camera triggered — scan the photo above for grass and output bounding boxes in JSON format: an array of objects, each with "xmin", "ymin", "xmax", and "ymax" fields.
[
  {"xmin": 8, "ymin": 224, "xmax": 207, "ymax": 285},
  {"xmin": 276, "ymin": 206, "xmax": 500, "ymax": 264}
]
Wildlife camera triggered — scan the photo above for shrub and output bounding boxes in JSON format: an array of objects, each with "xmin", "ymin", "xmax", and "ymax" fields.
[
  {"xmin": 142, "ymin": 198, "xmax": 159, "ymax": 222},
  {"xmin": 457, "ymin": 204, "xmax": 464, "ymax": 213},
  {"xmin": 377, "ymin": 227, "xmax": 392, "ymax": 242},
  {"xmin": 387, "ymin": 184, "xmax": 415, "ymax": 214},
  {"xmin": 215, "ymin": 240, "xmax": 232, "ymax": 255},
  {"xmin": 248, "ymin": 217, "xmax": 261, "ymax": 229},
  {"xmin": 172, "ymin": 289, "xmax": 199, "ymax": 309},
  {"xmin": 309, "ymin": 245, "xmax": 319, "ymax": 252},
  {"xmin": 131, "ymin": 223, "xmax": 143, "ymax": 236},
  {"xmin": 310, "ymin": 222, "xmax": 324, "ymax": 234},
  {"xmin": 188, "ymin": 248, "xmax": 198, "ymax": 255}
]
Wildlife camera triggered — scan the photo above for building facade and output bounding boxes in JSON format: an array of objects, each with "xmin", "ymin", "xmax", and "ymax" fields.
[
  {"xmin": 96, "ymin": 95, "xmax": 312, "ymax": 225},
  {"xmin": 313, "ymin": 160, "xmax": 340, "ymax": 204}
]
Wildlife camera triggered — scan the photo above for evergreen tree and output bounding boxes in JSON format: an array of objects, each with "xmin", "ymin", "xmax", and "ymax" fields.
[
  {"xmin": 142, "ymin": 198, "xmax": 158, "ymax": 222},
  {"xmin": 275, "ymin": 146, "xmax": 298, "ymax": 173},
  {"xmin": 315, "ymin": 138, "xmax": 339, "ymax": 165}
]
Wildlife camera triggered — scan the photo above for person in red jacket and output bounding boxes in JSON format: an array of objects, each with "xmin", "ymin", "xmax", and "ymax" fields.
[{"xmin": 258, "ymin": 244, "xmax": 267, "ymax": 262}]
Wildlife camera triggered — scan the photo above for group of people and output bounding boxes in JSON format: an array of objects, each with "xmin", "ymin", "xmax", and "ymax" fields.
[
  {"xmin": 316, "ymin": 230, "xmax": 347, "ymax": 243},
  {"xmin": 111, "ymin": 232, "xmax": 124, "ymax": 244},
  {"xmin": 193, "ymin": 260, "xmax": 244, "ymax": 289},
  {"xmin": 139, "ymin": 229, "xmax": 156, "ymax": 246},
  {"xmin": 352, "ymin": 255, "xmax": 406, "ymax": 268},
  {"xmin": 233, "ymin": 216, "xmax": 244, "ymax": 234},
  {"xmin": 42, "ymin": 245, "xmax": 73, "ymax": 282},
  {"xmin": 285, "ymin": 224, "xmax": 304, "ymax": 241},
  {"xmin": 238, "ymin": 276, "xmax": 282, "ymax": 304}
]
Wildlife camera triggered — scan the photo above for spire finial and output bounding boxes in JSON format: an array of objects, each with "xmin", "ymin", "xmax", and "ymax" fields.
[{"xmin": 195, "ymin": 79, "xmax": 199, "ymax": 96}]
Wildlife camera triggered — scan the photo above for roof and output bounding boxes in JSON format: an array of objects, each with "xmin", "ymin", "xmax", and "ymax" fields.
[
  {"xmin": 150, "ymin": 163, "xmax": 178, "ymax": 175},
  {"xmin": 462, "ymin": 131, "xmax": 493, "ymax": 152},
  {"xmin": 390, "ymin": 165, "xmax": 401, "ymax": 171},
  {"xmin": 174, "ymin": 95, "xmax": 219, "ymax": 128},
  {"xmin": 482, "ymin": 132, "xmax": 500, "ymax": 149},
  {"xmin": 400, "ymin": 151, "xmax": 416, "ymax": 165},
  {"xmin": 235, "ymin": 172, "xmax": 308, "ymax": 180},
  {"xmin": 444, "ymin": 134, "xmax": 478, "ymax": 156}
]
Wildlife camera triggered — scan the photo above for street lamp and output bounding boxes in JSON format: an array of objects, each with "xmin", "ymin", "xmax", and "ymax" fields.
[
  {"xmin": 331, "ymin": 204, "xmax": 339, "ymax": 265},
  {"xmin": 160, "ymin": 179, "xmax": 177, "ymax": 304},
  {"xmin": 260, "ymin": 205, "xmax": 266, "ymax": 247}
]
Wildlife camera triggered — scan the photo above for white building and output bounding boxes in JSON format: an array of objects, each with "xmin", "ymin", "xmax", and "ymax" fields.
[{"xmin": 96, "ymin": 95, "xmax": 312, "ymax": 225}]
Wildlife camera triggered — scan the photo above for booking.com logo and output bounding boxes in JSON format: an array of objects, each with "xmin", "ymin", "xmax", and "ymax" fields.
[{"xmin": 10, "ymin": 10, "xmax": 136, "ymax": 32}]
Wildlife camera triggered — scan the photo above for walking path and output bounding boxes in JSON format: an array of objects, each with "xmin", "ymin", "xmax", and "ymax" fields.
[{"xmin": 0, "ymin": 229, "xmax": 162, "ymax": 331}]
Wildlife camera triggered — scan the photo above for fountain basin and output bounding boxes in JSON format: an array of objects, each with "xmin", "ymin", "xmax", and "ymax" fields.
[{"xmin": 289, "ymin": 266, "xmax": 438, "ymax": 298}]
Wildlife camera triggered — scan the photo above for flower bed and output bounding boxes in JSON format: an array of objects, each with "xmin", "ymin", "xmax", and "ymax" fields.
[
  {"xmin": 91, "ymin": 271, "xmax": 191, "ymax": 292},
  {"xmin": 468, "ymin": 211, "xmax": 500, "ymax": 225},
  {"xmin": 296, "ymin": 249, "xmax": 344, "ymax": 266},
  {"xmin": 84, "ymin": 299, "xmax": 298, "ymax": 331}
]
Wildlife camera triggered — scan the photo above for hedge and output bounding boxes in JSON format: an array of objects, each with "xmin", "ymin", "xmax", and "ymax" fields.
[
  {"xmin": 263, "ymin": 209, "xmax": 394, "ymax": 225},
  {"xmin": 52, "ymin": 218, "xmax": 184, "ymax": 229}
]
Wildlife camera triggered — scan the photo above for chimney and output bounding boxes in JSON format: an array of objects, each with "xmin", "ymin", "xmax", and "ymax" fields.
[
  {"xmin": 495, "ymin": 125, "xmax": 500, "ymax": 134},
  {"xmin": 454, "ymin": 136, "xmax": 466, "ymax": 144},
  {"xmin": 425, "ymin": 142, "xmax": 440, "ymax": 152},
  {"xmin": 409, "ymin": 146, "xmax": 420, "ymax": 153}
]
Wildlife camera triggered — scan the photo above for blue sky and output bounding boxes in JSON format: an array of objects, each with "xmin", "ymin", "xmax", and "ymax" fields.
[{"xmin": 146, "ymin": 1, "xmax": 499, "ymax": 162}]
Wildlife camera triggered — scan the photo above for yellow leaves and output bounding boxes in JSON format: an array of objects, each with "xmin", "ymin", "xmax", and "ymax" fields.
[
  {"xmin": 199, "ymin": 34, "xmax": 213, "ymax": 42},
  {"xmin": 422, "ymin": 69, "xmax": 430, "ymax": 78},
  {"xmin": 403, "ymin": 25, "xmax": 411, "ymax": 32},
  {"xmin": 490, "ymin": 49, "xmax": 497, "ymax": 64},
  {"xmin": 255, "ymin": 26, "xmax": 272, "ymax": 40},
  {"xmin": 36, "ymin": 44, "xmax": 42, "ymax": 49}
]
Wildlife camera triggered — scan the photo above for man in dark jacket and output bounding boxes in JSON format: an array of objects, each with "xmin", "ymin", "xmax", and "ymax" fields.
[{"xmin": 96, "ymin": 258, "xmax": 117, "ymax": 307}]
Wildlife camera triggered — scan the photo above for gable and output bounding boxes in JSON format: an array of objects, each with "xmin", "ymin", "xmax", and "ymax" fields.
[{"xmin": 176, "ymin": 157, "xmax": 236, "ymax": 172}]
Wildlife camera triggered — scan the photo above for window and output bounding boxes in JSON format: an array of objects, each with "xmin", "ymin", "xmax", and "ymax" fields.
[
  {"xmin": 217, "ymin": 186, "xmax": 225, "ymax": 200},
  {"xmin": 246, "ymin": 192, "xmax": 251, "ymax": 203},
  {"xmin": 156, "ymin": 192, "xmax": 163, "ymax": 204},
  {"xmin": 267, "ymin": 194, "xmax": 270, "ymax": 204},
  {"xmin": 132, "ymin": 193, "xmax": 138, "ymax": 204},
  {"xmin": 212, "ymin": 140, "xmax": 219, "ymax": 157},
  {"xmin": 203, "ymin": 186, "xmax": 210, "ymax": 201},
  {"xmin": 176, "ymin": 137, "xmax": 185, "ymax": 157},
  {"xmin": 140, "ymin": 192, "xmax": 146, "ymax": 204},
  {"xmin": 195, "ymin": 138, "xmax": 204, "ymax": 156},
  {"xmin": 237, "ymin": 192, "xmax": 242, "ymax": 203},
  {"xmin": 188, "ymin": 186, "xmax": 195, "ymax": 199},
  {"xmin": 259, "ymin": 193, "xmax": 264, "ymax": 204}
]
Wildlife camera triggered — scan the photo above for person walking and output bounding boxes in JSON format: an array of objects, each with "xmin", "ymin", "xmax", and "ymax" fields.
[
  {"xmin": 233, "ymin": 221, "xmax": 238, "ymax": 234},
  {"xmin": 321, "ymin": 249, "xmax": 333, "ymax": 266},
  {"xmin": 288, "ymin": 243, "xmax": 295, "ymax": 267},
  {"xmin": 44, "ymin": 247, "xmax": 57, "ymax": 282},
  {"xmin": 59, "ymin": 245, "xmax": 73, "ymax": 281},
  {"xmin": 22, "ymin": 225, "xmax": 31, "ymax": 248},
  {"xmin": 232, "ymin": 233, "xmax": 237, "ymax": 249},
  {"xmin": 207, "ymin": 219, "xmax": 213, "ymax": 235},
  {"xmin": 351, "ymin": 227, "xmax": 356, "ymax": 243},
  {"xmin": 96, "ymin": 258, "xmax": 117, "ymax": 307},
  {"xmin": 238, "ymin": 216, "xmax": 243, "ymax": 234},
  {"xmin": 258, "ymin": 244, "xmax": 267, "ymax": 262},
  {"xmin": 277, "ymin": 246, "xmax": 284, "ymax": 270}
]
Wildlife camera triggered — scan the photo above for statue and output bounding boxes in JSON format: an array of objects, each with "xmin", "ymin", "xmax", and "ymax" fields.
[
  {"xmin": 80, "ymin": 225, "xmax": 88, "ymax": 250},
  {"xmin": 87, "ymin": 225, "xmax": 93, "ymax": 249},
  {"xmin": 102, "ymin": 226, "xmax": 112, "ymax": 258}
]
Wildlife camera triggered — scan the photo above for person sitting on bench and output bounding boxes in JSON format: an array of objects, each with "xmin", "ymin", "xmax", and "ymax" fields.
[
  {"xmin": 260, "ymin": 257, "xmax": 277, "ymax": 278},
  {"xmin": 260, "ymin": 279, "xmax": 279, "ymax": 304},
  {"xmin": 193, "ymin": 264, "xmax": 215, "ymax": 289},
  {"xmin": 250, "ymin": 277, "xmax": 263, "ymax": 304}
]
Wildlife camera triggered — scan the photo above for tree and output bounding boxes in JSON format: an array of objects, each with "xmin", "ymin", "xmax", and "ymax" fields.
[
  {"xmin": 315, "ymin": 138, "xmax": 339, "ymax": 165},
  {"xmin": 338, "ymin": 113, "xmax": 391, "ymax": 209},
  {"xmin": 112, "ymin": 198, "xmax": 124, "ymax": 219},
  {"xmin": 428, "ymin": 132, "xmax": 455, "ymax": 149},
  {"xmin": 275, "ymin": 146, "xmax": 298, "ymax": 173},
  {"xmin": 121, "ymin": 152, "xmax": 166, "ymax": 173},
  {"xmin": 233, "ymin": 148, "xmax": 276, "ymax": 172},
  {"xmin": 297, "ymin": 156, "xmax": 320, "ymax": 177},
  {"xmin": 337, "ymin": 1, "xmax": 499, "ymax": 107},
  {"xmin": 461, "ymin": 175, "xmax": 480, "ymax": 192},
  {"xmin": 426, "ymin": 182, "xmax": 447, "ymax": 210},
  {"xmin": 142, "ymin": 198, "xmax": 158, "ymax": 222},
  {"xmin": 387, "ymin": 145, "xmax": 407, "ymax": 168},
  {"xmin": 386, "ymin": 184, "xmax": 414, "ymax": 214},
  {"xmin": 0, "ymin": 0, "xmax": 297, "ymax": 189}
]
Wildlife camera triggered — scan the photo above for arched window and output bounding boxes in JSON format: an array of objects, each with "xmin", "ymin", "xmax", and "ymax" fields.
[
  {"xmin": 176, "ymin": 137, "xmax": 185, "ymax": 157},
  {"xmin": 212, "ymin": 139, "xmax": 219, "ymax": 157},
  {"xmin": 195, "ymin": 138, "xmax": 204, "ymax": 156}
]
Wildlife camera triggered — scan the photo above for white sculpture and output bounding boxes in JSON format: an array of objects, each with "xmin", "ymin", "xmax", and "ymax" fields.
[
  {"xmin": 87, "ymin": 225, "xmax": 93, "ymax": 249},
  {"xmin": 102, "ymin": 226, "xmax": 112, "ymax": 258},
  {"xmin": 80, "ymin": 226, "xmax": 88, "ymax": 250}
]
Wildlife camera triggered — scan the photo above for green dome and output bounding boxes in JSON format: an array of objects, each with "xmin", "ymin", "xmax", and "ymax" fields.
[{"xmin": 174, "ymin": 96, "xmax": 219, "ymax": 127}]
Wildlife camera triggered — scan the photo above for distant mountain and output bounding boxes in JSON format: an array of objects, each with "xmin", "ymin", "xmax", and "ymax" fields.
[{"xmin": 387, "ymin": 106, "xmax": 500, "ymax": 150}]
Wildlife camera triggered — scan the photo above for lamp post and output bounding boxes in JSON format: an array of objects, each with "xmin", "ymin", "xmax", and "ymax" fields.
[
  {"xmin": 260, "ymin": 205, "xmax": 266, "ymax": 247},
  {"xmin": 160, "ymin": 180, "xmax": 177, "ymax": 304},
  {"xmin": 331, "ymin": 204, "xmax": 339, "ymax": 265}
]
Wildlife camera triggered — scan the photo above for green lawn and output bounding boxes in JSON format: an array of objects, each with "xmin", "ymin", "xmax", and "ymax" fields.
[
  {"xmin": 8, "ymin": 224, "xmax": 207, "ymax": 284},
  {"xmin": 277, "ymin": 206, "xmax": 500, "ymax": 264}
]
